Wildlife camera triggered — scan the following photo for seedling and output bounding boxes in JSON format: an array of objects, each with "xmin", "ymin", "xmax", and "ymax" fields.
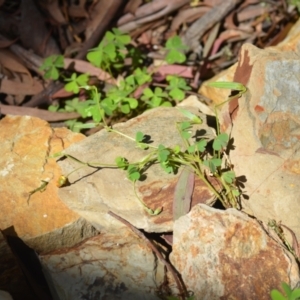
[
  {"xmin": 43, "ymin": 31, "xmax": 193, "ymax": 132},
  {"xmin": 39, "ymin": 54, "xmax": 64, "ymax": 80},
  {"xmin": 56, "ymin": 101, "xmax": 244, "ymax": 214}
]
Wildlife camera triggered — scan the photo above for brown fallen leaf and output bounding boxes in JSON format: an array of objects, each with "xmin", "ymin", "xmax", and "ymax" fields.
[
  {"xmin": 64, "ymin": 58, "xmax": 117, "ymax": 84},
  {"xmin": 0, "ymin": 77, "xmax": 44, "ymax": 96},
  {"xmin": 0, "ymin": 104, "xmax": 80, "ymax": 122}
]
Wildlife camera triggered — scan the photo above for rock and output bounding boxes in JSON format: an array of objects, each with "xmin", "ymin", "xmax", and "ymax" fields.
[
  {"xmin": 0, "ymin": 231, "xmax": 35, "ymax": 299},
  {"xmin": 0, "ymin": 115, "xmax": 99, "ymax": 253},
  {"xmin": 213, "ymin": 41, "xmax": 300, "ymax": 241},
  {"xmin": 39, "ymin": 227, "xmax": 164, "ymax": 300},
  {"xmin": 170, "ymin": 204, "xmax": 300, "ymax": 299},
  {"xmin": 0, "ymin": 290, "xmax": 13, "ymax": 300},
  {"xmin": 58, "ymin": 107, "xmax": 217, "ymax": 233},
  {"xmin": 197, "ymin": 18, "xmax": 300, "ymax": 242}
]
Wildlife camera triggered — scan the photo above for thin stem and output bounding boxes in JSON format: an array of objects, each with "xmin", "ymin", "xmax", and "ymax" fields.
[{"xmin": 105, "ymin": 126, "xmax": 158, "ymax": 150}]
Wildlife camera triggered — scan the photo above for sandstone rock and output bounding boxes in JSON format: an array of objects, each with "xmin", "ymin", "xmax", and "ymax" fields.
[
  {"xmin": 58, "ymin": 107, "xmax": 217, "ymax": 233},
  {"xmin": 170, "ymin": 204, "xmax": 300, "ymax": 300},
  {"xmin": 213, "ymin": 42, "xmax": 300, "ymax": 241},
  {"xmin": 0, "ymin": 115, "xmax": 99, "ymax": 253},
  {"xmin": 39, "ymin": 227, "xmax": 164, "ymax": 300},
  {"xmin": 196, "ymin": 18, "xmax": 300, "ymax": 242}
]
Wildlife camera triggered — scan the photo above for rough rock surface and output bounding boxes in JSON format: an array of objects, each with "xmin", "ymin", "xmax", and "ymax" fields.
[
  {"xmin": 170, "ymin": 204, "xmax": 300, "ymax": 300},
  {"xmin": 58, "ymin": 107, "xmax": 217, "ymax": 233},
  {"xmin": 198, "ymin": 18, "xmax": 300, "ymax": 242},
  {"xmin": 0, "ymin": 115, "xmax": 99, "ymax": 253},
  {"xmin": 215, "ymin": 42, "xmax": 300, "ymax": 240},
  {"xmin": 39, "ymin": 227, "xmax": 164, "ymax": 300}
]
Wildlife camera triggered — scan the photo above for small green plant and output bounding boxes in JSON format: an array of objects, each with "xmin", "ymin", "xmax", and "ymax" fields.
[
  {"xmin": 42, "ymin": 29, "xmax": 193, "ymax": 132},
  {"xmin": 40, "ymin": 54, "xmax": 64, "ymax": 80},
  {"xmin": 55, "ymin": 80, "xmax": 245, "ymax": 214},
  {"xmin": 271, "ymin": 282, "xmax": 300, "ymax": 300}
]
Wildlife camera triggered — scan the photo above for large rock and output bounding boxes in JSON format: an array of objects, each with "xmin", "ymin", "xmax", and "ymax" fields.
[
  {"xmin": 214, "ymin": 42, "xmax": 300, "ymax": 241},
  {"xmin": 39, "ymin": 227, "xmax": 164, "ymax": 300},
  {"xmin": 170, "ymin": 204, "xmax": 300, "ymax": 299},
  {"xmin": 0, "ymin": 115, "xmax": 99, "ymax": 253},
  {"xmin": 197, "ymin": 18, "xmax": 300, "ymax": 242},
  {"xmin": 58, "ymin": 107, "xmax": 217, "ymax": 233}
]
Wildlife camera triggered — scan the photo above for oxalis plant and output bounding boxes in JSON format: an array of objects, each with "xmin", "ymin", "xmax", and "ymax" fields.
[
  {"xmin": 40, "ymin": 29, "xmax": 191, "ymax": 132},
  {"xmin": 54, "ymin": 81, "xmax": 247, "ymax": 215}
]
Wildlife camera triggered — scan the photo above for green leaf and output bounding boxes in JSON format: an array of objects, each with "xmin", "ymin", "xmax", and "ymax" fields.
[
  {"xmin": 54, "ymin": 55, "xmax": 64, "ymax": 68},
  {"xmin": 158, "ymin": 145, "xmax": 170, "ymax": 162},
  {"xmin": 133, "ymin": 68, "xmax": 152, "ymax": 85},
  {"xmin": 213, "ymin": 133, "xmax": 229, "ymax": 151},
  {"xmin": 165, "ymin": 36, "xmax": 188, "ymax": 64},
  {"xmin": 112, "ymin": 28, "xmax": 131, "ymax": 45},
  {"xmin": 291, "ymin": 288, "xmax": 300, "ymax": 300},
  {"xmin": 65, "ymin": 81, "xmax": 79, "ymax": 93},
  {"xmin": 115, "ymin": 157, "xmax": 128, "ymax": 169},
  {"xmin": 48, "ymin": 105, "xmax": 59, "ymax": 112},
  {"xmin": 182, "ymin": 131, "xmax": 192, "ymax": 140},
  {"xmin": 207, "ymin": 81, "xmax": 246, "ymax": 93},
  {"xmin": 203, "ymin": 158, "xmax": 222, "ymax": 174},
  {"xmin": 44, "ymin": 67, "xmax": 59, "ymax": 80},
  {"xmin": 232, "ymin": 189, "xmax": 240, "ymax": 197},
  {"xmin": 142, "ymin": 87, "xmax": 153, "ymax": 98},
  {"xmin": 161, "ymin": 101, "xmax": 172, "ymax": 107},
  {"xmin": 187, "ymin": 145, "xmax": 195, "ymax": 154},
  {"xmin": 166, "ymin": 49, "xmax": 186, "ymax": 64},
  {"xmin": 103, "ymin": 43, "xmax": 116, "ymax": 61},
  {"xmin": 121, "ymin": 103, "xmax": 130, "ymax": 114},
  {"xmin": 169, "ymin": 88, "xmax": 184, "ymax": 101},
  {"xmin": 282, "ymin": 282, "xmax": 293, "ymax": 298},
  {"xmin": 179, "ymin": 108, "xmax": 202, "ymax": 124},
  {"xmin": 196, "ymin": 140, "xmax": 207, "ymax": 152},
  {"xmin": 77, "ymin": 73, "xmax": 89, "ymax": 86},
  {"xmin": 86, "ymin": 45, "xmax": 103, "ymax": 67},
  {"xmin": 135, "ymin": 131, "xmax": 144, "ymax": 143},
  {"xmin": 270, "ymin": 290, "xmax": 287, "ymax": 300},
  {"xmin": 166, "ymin": 36, "xmax": 188, "ymax": 51},
  {"xmin": 222, "ymin": 171, "xmax": 236, "ymax": 184},
  {"xmin": 127, "ymin": 165, "xmax": 140, "ymax": 181},
  {"xmin": 180, "ymin": 121, "xmax": 191, "ymax": 131},
  {"xmin": 127, "ymin": 98, "xmax": 138, "ymax": 109},
  {"xmin": 173, "ymin": 145, "xmax": 181, "ymax": 154}
]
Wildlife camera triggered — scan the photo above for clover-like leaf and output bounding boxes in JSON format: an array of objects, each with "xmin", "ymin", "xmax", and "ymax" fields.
[
  {"xmin": 213, "ymin": 133, "xmax": 229, "ymax": 151},
  {"xmin": 121, "ymin": 103, "xmax": 130, "ymax": 114},
  {"xmin": 127, "ymin": 165, "xmax": 141, "ymax": 181},
  {"xmin": 158, "ymin": 145, "xmax": 170, "ymax": 163},
  {"xmin": 203, "ymin": 158, "xmax": 222, "ymax": 174},
  {"xmin": 180, "ymin": 121, "xmax": 191, "ymax": 131},
  {"xmin": 115, "ymin": 157, "xmax": 128, "ymax": 169},
  {"xmin": 222, "ymin": 171, "xmax": 236, "ymax": 184},
  {"xmin": 196, "ymin": 140, "xmax": 207, "ymax": 152},
  {"xmin": 135, "ymin": 131, "xmax": 144, "ymax": 143}
]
